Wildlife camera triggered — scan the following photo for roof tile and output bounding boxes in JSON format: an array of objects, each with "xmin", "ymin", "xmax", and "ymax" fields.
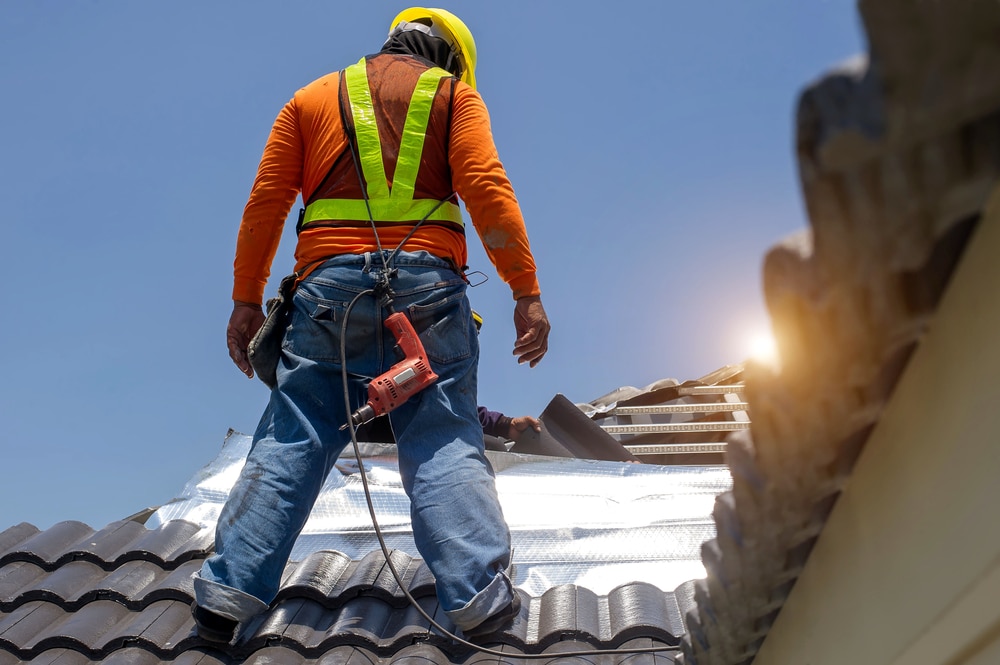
[
  {"xmin": 0, "ymin": 523, "xmax": 95, "ymax": 569},
  {"xmin": 0, "ymin": 521, "xmax": 211, "ymax": 573},
  {"xmin": 1, "ymin": 518, "xmax": 693, "ymax": 662},
  {"xmin": 0, "ymin": 600, "xmax": 75, "ymax": 655}
]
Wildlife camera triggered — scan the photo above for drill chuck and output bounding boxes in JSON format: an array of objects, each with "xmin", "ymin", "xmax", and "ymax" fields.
[{"xmin": 349, "ymin": 403, "xmax": 378, "ymax": 428}]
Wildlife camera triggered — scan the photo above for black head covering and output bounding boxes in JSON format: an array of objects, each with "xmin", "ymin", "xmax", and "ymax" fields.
[{"xmin": 379, "ymin": 27, "xmax": 462, "ymax": 79}]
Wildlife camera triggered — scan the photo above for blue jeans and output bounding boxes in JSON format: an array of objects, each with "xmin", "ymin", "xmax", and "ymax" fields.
[{"xmin": 195, "ymin": 251, "xmax": 515, "ymax": 632}]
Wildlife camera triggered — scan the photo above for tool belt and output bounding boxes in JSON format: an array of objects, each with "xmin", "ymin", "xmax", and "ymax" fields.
[{"xmin": 247, "ymin": 271, "xmax": 300, "ymax": 389}]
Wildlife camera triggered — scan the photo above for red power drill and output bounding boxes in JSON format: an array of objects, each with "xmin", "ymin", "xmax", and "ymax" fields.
[{"xmin": 346, "ymin": 311, "xmax": 439, "ymax": 429}]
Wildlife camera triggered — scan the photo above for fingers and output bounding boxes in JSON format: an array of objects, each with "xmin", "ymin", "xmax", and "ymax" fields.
[
  {"xmin": 227, "ymin": 328, "xmax": 254, "ymax": 378},
  {"xmin": 513, "ymin": 320, "xmax": 550, "ymax": 366},
  {"xmin": 512, "ymin": 296, "xmax": 551, "ymax": 368},
  {"xmin": 513, "ymin": 329, "xmax": 548, "ymax": 367},
  {"xmin": 507, "ymin": 416, "xmax": 541, "ymax": 441},
  {"xmin": 517, "ymin": 416, "xmax": 541, "ymax": 432},
  {"xmin": 227, "ymin": 303, "xmax": 265, "ymax": 379}
]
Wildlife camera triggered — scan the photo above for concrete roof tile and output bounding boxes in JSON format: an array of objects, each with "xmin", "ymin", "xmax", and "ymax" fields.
[{"xmin": 0, "ymin": 518, "xmax": 690, "ymax": 662}]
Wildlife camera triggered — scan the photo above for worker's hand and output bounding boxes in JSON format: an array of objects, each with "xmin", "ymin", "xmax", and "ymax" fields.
[
  {"xmin": 513, "ymin": 295, "xmax": 550, "ymax": 367},
  {"xmin": 227, "ymin": 301, "xmax": 265, "ymax": 379},
  {"xmin": 507, "ymin": 415, "xmax": 541, "ymax": 441}
]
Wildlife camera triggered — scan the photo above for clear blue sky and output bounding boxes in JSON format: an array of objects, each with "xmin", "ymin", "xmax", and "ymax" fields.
[{"xmin": 0, "ymin": 1, "xmax": 864, "ymax": 530}]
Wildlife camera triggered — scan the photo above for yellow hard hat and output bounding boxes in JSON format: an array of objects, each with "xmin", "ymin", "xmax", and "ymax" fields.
[{"xmin": 389, "ymin": 7, "xmax": 478, "ymax": 89}]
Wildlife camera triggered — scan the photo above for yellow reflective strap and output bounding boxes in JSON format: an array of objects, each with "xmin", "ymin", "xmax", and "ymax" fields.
[
  {"xmin": 392, "ymin": 66, "xmax": 450, "ymax": 201},
  {"xmin": 310, "ymin": 59, "xmax": 463, "ymax": 229},
  {"xmin": 344, "ymin": 58, "xmax": 389, "ymax": 199},
  {"xmin": 303, "ymin": 198, "xmax": 463, "ymax": 225}
]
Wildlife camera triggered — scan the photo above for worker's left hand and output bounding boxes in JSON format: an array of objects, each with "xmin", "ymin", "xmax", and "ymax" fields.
[
  {"xmin": 513, "ymin": 295, "xmax": 550, "ymax": 367},
  {"xmin": 507, "ymin": 415, "xmax": 541, "ymax": 441},
  {"xmin": 227, "ymin": 301, "xmax": 265, "ymax": 379}
]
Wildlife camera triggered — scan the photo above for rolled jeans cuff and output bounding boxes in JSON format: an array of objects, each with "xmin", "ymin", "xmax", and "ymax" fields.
[
  {"xmin": 193, "ymin": 574, "xmax": 269, "ymax": 624},
  {"xmin": 444, "ymin": 569, "xmax": 515, "ymax": 632}
]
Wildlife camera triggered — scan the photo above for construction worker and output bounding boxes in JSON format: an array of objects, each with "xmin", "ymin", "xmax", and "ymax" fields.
[{"xmin": 192, "ymin": 6, "xmax": 550, "ymax": 644}]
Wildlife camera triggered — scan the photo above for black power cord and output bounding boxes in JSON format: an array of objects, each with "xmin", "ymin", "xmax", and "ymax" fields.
[{"xmin": 337, "ymin": 289, "xmax": 680, "ymax": 660}]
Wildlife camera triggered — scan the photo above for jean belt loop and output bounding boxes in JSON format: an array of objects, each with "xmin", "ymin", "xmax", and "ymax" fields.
[{"xmin": 362, "ymin": 251, "xmax": 373, "ymax": 273}]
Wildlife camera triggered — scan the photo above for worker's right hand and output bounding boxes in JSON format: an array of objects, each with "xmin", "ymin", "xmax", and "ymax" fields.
[
  {"xmin": 227, "ymin": 301, "xmax": 265, "ymax": 379},
  {"xmin": 513, "ymin": 295, "xmax": 550, "ymax": 368}
]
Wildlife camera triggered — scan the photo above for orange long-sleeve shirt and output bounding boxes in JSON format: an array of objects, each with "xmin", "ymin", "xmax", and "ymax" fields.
[{"xmin": 233, "ymin": 65, "xmax": 540, "ymax": 306}]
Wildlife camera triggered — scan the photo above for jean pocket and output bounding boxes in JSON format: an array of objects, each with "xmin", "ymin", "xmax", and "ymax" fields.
[
  {"xmin": 407, "ymin": 291, "xmax": 473, "ymax": 365},
  {"xmin": 282, "ymin": 288, "xmax": 371, "ymax": 364}
]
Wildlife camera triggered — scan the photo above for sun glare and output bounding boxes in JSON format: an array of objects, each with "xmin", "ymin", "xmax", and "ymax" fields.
[{"xmin": 747, "ymin": 330, "xmax": 779, "ymax": 368}]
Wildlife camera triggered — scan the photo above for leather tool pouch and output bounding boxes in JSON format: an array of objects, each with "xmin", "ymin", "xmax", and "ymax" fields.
[{"xmin": 248, "ymin": 272, "xmax": 299, "ymax": 389}]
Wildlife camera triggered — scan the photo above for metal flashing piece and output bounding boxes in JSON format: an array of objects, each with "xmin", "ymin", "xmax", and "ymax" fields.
[{"xmin": 509, "ymin": 393, "xmax": 639, "ymax": 462}]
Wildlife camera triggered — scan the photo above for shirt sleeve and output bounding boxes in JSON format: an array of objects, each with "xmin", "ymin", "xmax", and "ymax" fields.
[
  {"xmin": 478, "ymin": 405, "xmax": 513, "ymax": 439},
  {"xmin": 448, "ymin": 84, "xmax": 541, "ymax": 300},
  {"xmin": 232, "ymin": 99, "xmax": 305, "ymax": 305}
]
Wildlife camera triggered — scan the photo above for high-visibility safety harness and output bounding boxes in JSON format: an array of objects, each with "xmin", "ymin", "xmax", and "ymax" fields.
[{"xmin": 299, "ymin": 57, "xmax": 463, "ymax": 231}]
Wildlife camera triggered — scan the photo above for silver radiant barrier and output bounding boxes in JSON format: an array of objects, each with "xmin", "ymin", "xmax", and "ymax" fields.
[{"xmin": 148, "ymin": 430, "xmax": 731, "ymax": 595}]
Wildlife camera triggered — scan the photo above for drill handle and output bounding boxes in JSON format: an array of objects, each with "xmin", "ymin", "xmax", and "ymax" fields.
[{"xmin": 385, "ymin": 311, "xmax": 422, "ymax": 358}]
